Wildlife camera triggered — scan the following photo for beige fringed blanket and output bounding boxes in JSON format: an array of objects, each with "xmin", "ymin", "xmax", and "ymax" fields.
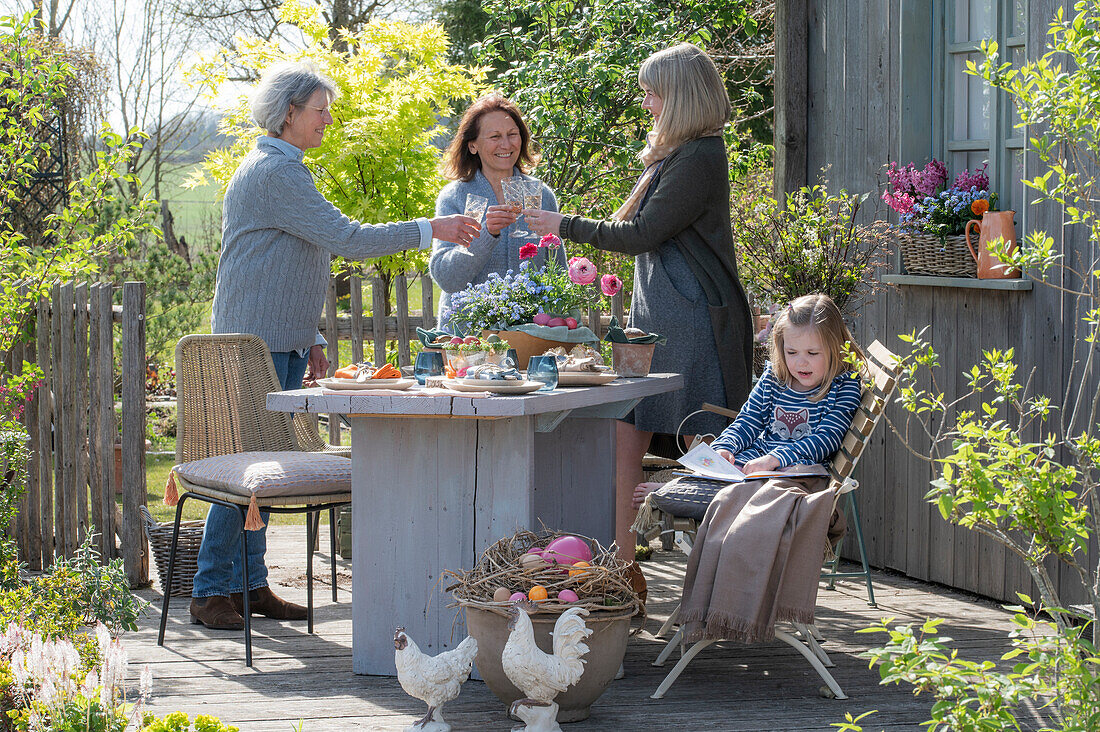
[{"xmin": 678, "ymin": 476, "xmax": 843, "ymax": 644}]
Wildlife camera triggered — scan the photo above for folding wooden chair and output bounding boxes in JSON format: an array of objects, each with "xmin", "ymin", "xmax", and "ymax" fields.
[
  {"xmin": 638, "ymin": 340, "xmax": 899, "ymax": 700},
  {"xmin": 156, "ymin": 334, "xmax": 351, "ymax": 667}
]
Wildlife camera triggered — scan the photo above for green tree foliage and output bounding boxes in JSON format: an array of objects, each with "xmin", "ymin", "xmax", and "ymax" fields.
[
  {"xmin": 843, "ymin": 5, "xmax": 1100, "ymax": 729},
  {"xmin": 0, "ymin": 12, "xmax": 159, "ymax": 440},
  {"xmin": 186, "ymin": 0, "xmax": 482, "ymax": 281},
  {"xmin": 473, "ymin": 0, "xmax": 772, "ymax": 283}
]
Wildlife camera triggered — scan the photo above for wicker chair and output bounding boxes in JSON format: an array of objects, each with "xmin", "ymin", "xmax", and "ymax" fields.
[
  {"xmin": 639, "ymin": 340, "xmax": 899, "ymax": 700},
  {"xmin": 156, "ymin": 333, "xmax": 351, "ymax": 667}
]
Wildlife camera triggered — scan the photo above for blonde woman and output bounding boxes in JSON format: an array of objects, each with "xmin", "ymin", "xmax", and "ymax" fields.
[{"xmin": 525, "ymin": 43, "xmax": 754, "ymax": 565}]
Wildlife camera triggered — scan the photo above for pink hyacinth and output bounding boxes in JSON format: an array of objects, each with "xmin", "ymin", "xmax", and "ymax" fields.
[
  {"xmin": 568, "ymin": 257, "xmax": 598, "ymax": 285},
  {"xmin": 539, "ymin": 234, "xmax": 562, "ymax": 248},
  {"xmin": 519, "ymin": 243, "xmax": 538, "ymax": 259},
  {"xmin": 600, "ymin": 274, "xmax": 623, "ymax": 296}
]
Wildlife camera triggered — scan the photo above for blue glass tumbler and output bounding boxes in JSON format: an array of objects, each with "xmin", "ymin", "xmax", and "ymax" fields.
[
  {"xmin": 526, "ymin": 355, "xmax": 559, "ymax": 391},
  {"xmin": 413, "ymin": 350, "xmax": 445, "ymax": 385},
  {"xmin": 504, "ymin": 348, "xmax": 519, "ymax": 369}
]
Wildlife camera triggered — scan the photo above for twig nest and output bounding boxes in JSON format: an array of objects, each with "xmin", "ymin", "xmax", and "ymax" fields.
[{"xmin": 445, "ymin": 529, "xmax": 643, "ymax": 619}]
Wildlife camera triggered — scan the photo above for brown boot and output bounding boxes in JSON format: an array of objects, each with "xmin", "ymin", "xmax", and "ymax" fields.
[
  {"xmin": 627, "ymin": 561, "xmax": 648, "ymax": 608},
  {"xmin": 230, "ymin": 586, "xmax": 308, "ymax": 620},
  {"xmin": 189, "ymin": 596, "xmax": 244, "ymax": 630}
]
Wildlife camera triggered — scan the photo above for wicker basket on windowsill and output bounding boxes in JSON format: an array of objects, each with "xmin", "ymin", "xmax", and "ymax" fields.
[{"xmin": 897, "ymin": 231, "xmax": 977, "ymax": 278}]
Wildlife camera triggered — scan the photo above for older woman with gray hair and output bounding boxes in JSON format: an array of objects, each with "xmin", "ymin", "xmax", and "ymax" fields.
[{"xmin": 193, "ymin": 60, "xmax": 480, "ymax": 631}]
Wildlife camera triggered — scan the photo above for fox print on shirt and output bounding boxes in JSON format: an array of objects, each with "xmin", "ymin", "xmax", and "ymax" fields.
[{"xmin": 771, "ymin": 406, "xmax": 811, "ymax": 440}]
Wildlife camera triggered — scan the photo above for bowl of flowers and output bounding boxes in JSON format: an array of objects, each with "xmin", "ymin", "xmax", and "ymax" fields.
[
  {"xmin": 447, "ymin": 235, "xmax": 623, "ymax": 368},
  {"xmin": 882, "ymin": 159, "xmax": 997, "ymax": 277},
  {"xmin": 440, "ymin": 335, "xmax": 511, "ymax": 377}
]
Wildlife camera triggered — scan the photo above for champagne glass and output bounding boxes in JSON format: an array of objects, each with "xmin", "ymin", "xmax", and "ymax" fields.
[
  {"xmin": 502, "ymin": 176, "xmax": 530, "ymax": 238},
  {"xmin": 522, "ymin": 180, "xmax": 543, "ymax": 221},
  {"xmin": 458, "ymin": 194, "xmax": 488, "ymax": 256}
]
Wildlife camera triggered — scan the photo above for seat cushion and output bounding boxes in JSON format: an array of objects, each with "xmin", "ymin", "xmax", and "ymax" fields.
[
  {"xmin": 172, "ymin": 451, "xmax": 351, "ymax": 499},
  {"xmin": 651, "ymin": 475, "xmax": 728, "ymax": 521}
]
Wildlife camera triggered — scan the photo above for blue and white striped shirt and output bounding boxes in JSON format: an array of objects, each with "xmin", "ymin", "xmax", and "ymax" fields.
[{"xmin": 710, "ymin": 362, "xmax": 861, "ymax": 468}]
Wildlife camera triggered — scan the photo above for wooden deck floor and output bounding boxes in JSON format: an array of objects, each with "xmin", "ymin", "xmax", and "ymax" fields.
[{"xmin": 126, "ymin": 525, "xmax": 1037, "ymax": 731}]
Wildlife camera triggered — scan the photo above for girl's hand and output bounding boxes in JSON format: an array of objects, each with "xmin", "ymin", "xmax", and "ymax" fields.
[
  {"xmin": 742, "ymin": 455, "xmax": 781, "ymax": 474},
  {"xmin": 716, "ymin": 448, "xmax": 736, "ymax": 465},
  {"xmin": 485, "ymin": 204, "xmax": 518, "ymax": 236},
  {"xmin": 524, "ymin": 209, "xmax": 564, "ymax": 237}
]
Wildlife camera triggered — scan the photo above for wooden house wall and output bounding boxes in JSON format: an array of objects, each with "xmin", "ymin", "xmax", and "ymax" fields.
[{"xmin": 796, "ymin": 0, "xmax": 1085, "ymax": 605}]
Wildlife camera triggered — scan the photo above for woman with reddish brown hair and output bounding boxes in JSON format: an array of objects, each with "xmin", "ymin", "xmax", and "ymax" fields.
[{"xmin": 429, "ymin": 93, "xmax": 565, "ymax": 330}]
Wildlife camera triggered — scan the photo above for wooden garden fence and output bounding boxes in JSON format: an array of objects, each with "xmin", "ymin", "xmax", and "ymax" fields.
[
  {"xmin": 317, "ymin": 272, "xmax": 625, "ymax": 444},
  {"xmin": 4, "ymin": 281, "xmax": 147, "ymax": 586}
]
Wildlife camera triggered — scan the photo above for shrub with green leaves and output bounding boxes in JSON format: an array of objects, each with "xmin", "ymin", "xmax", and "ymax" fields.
[{"xmin": 732, "ymin": 177, "xmax": 891, "ymax": 316}]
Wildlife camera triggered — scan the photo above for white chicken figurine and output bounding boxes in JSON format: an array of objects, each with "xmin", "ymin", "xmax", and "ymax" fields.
[
  {"xmin": 501, "ymin": 600, "xmax": 592, "ymax": 732},
  {"xmin": 394, "ymin": 626, "xmax": 478, "ymax": 732}
]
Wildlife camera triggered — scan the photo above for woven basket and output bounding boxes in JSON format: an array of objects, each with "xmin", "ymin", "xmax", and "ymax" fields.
[
  {"xmin": 753, "ymin": 342, "xmax": 768, "ymax": 377},
  {"xmin": 140, "ymin": 505, "xmax": 204, "ymax": 597},
  {"xmin": 898, "ymin": 231, "xmax": 976, "ymax": 277}
]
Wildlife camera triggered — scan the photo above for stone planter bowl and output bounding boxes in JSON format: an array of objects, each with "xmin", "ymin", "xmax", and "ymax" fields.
[
  {"xmin": 463, "ymin": 604, "xmax": 633, "ymax": 723},
  {"xmin": 611, "ymin": 342, "xmax": 656, "ymax": 377}
]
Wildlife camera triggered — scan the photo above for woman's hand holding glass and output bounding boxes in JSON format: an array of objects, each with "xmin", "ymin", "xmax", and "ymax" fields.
[
  {"xmin": 523, "ymin": 208, "xmax": 565, "ymax": 238},
  {"xmin": 430, "ymin": 214, "xmax": 481, "ymax": 247},
  {"xmin": 484, "ymin": 204, "xmax": 519, "ymax": 236}
]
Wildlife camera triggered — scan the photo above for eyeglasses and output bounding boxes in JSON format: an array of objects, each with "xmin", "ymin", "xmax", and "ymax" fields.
[{"xmin": 296, "ymin": 104, "xmax": 331, "ymax": 115}]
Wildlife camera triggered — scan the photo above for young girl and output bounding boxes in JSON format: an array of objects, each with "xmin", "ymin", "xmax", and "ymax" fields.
[{"xmin": 632, "ymin": 293, "xmax": 862, "ymax": 507}]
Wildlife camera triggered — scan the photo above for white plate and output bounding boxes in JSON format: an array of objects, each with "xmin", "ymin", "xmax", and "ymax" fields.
[
  {"xmin": 443, "ymin": 379, "xmax": 544, "ymax": 394},
  {"xmin": 556, "ymin": 371, "xmax": 619, "ymax": 386},
  {"xmin": 317, "ymin": 377, "xmax": 416, "ymax": 390}
]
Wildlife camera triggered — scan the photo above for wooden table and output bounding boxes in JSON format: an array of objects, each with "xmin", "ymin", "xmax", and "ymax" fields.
[{"xmin": 267, "ymin": 374, "xmax": 682, "ymax": 676}]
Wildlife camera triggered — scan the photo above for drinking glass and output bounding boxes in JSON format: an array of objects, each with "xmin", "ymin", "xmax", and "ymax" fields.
[
  {"xmin": 458, "ymin": 194, "xmax": 488, "ymax": 256},
  {"xmin": 526, "ymin": 355, "xmax": 558, "ymax": 391},
  {"xmin": 522, "ymin": 180, "xmax": 543, "ymax": 218},
  {"xmin": 413, "ymin": 351, "xmax": 445, "ymax": 385},
  {"xmin": 503, "ymin": 348, "xmax": 519, "ymax": 369},
  {"xmin": 502, "ymin": 176, "xmax": 530, "ymax": 237}
]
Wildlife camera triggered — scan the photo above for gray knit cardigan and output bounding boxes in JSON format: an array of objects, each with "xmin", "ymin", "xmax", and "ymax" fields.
[{"xmin": 211, "ymin": 137, "xmax": 426, "ymax": 353}]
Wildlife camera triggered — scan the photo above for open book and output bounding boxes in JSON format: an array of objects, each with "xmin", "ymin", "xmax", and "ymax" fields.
[{"xmin": 676, "ymin": 442, "xmax": 829, "ymax": 483}]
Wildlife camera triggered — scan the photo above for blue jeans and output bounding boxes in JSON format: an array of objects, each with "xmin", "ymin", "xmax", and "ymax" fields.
[{"xmin": 191, "ymin": 349, "xmax": 309, "ymax": 598}]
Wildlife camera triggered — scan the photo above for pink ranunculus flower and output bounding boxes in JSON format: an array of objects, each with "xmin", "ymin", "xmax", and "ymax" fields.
[
  {"xmin": 600, "ymin": 273, "xmax": 623, "ymax": 296},
  {"xmin": 539, "ymin": 233, "xmax": 562, "ymax": 248},
  {"xmin": 568, "ymin": 257, "xmax": 598, "ymax": 285},
  {"xmin": 519, "ymin": 243, "xmax": 539, "ymax": 259}
]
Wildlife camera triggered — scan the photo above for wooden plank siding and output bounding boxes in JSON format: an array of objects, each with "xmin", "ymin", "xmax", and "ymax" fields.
[{"xmin": 788, "ymin": 0, "xmax": 1084, "ymax": 604}]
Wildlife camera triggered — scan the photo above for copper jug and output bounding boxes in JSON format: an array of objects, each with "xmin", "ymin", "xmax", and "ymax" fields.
[{"xmin": 964, "ymin": 210, "xmax": 1021, "ymax": 279}]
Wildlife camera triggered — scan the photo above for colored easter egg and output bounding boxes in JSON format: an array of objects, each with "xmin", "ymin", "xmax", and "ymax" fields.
[
  {"xmin": 557, "ymin": 589, "xmax": 579, "ymax": 603},
  {"xmin": 543, "ymin": 536, "xmax": 594, "ymax": 566},
  {"xmin": 568, "ymin": 561, "xmax": 591, "ymax": 578},
  {"xmin": 493, "ymin": 587, "xmax": 511, "ymax": 603},
  {"xmin": 528, "ymin": 585, "xmax": 548, "ymax": 602},
  {"xmin": 519, "ymin": 552, "xmax": 547, "ymax": 570},
  {"xmin": 509, "ymin": 592, "xmax": 526, "ymax": 602}
]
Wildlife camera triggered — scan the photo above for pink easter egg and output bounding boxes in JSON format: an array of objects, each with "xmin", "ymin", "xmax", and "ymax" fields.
[
  {"xmin": 509, "ymin": 592, "xmax": 526, "ymax": 602},
  {"xmin": 557, "ymin": 589, "xmax": 579, "ymax": 603},
  {"xmin": 543, "ymin": 535, "xmax": 593, "ymax": 566}
]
